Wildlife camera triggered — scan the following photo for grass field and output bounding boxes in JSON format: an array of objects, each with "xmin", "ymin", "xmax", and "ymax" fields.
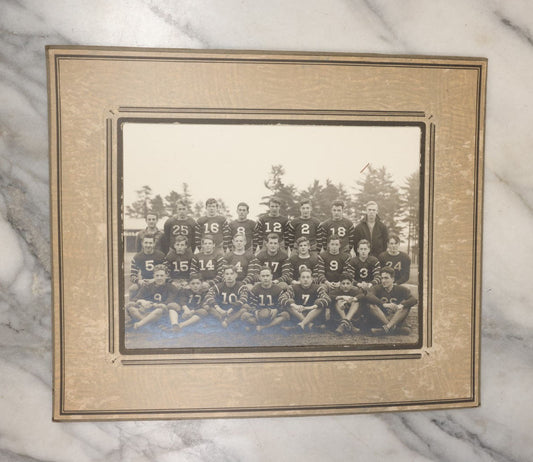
[{"xmin": 125, "ymin": 307, "xmax": 419, "ymax": 350}]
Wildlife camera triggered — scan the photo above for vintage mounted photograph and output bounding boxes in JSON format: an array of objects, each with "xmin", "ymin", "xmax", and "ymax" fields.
[
  {"xmin": 121, "ymin": 121, "xmax": 423, "ymax": 352},
  {"xmin": 49, "ymin": 47, "xmax": 484, "ymax": 420}
]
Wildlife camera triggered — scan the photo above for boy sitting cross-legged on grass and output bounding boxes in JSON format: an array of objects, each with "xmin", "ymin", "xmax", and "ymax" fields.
[
  {"xmin": 126, "ymin": 264, "xmax": 179, "ymax": 330},
  {"xmin": 168, "ymin": 273, "xmax": 209, "ymax": 332},
  {"xmin": 242, "ymin": 266, "xmax": 290, "ymax": 333}
]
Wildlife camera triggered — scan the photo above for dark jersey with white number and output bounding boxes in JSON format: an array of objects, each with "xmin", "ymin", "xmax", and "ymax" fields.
[
  {"xmin": 316, "ymin": 251, "xmax": 351, "ymax": 284},
  {"xmin": 255, "ymin": 249, "xmax": 291, "ymax": 283},
  {"xmin": 163, "ymin": 216, "xmax": 197, "ymax": 252},
  {"xmin": 190, "ymin": 252, "xmax": 225, "ymax": 284},
  {"xmin": 164, "ymin": 248, "xmax": 193, "ymax": 281},
  {"xmin": 378, "ymin": 251, "xmax": 411, "ymax": 285},
  {"xmin": 224, "ymin": 251, "xmax": 260, "ymax": 285},
  {"xmin": 195, "ymin": 215, "xmax": 231, "ymax": 250},
  {"xmin": 286, "ymin": 216, "xmax": 321, "ymax": 251},
  {"xmin": 318, "ymin": 218, "xmax": 355, "ymax": 254},
  {"xmin": 288, "ymin": 253, "xmax": 319, "ymax": 281},
  {"xmin": 254, "ymin": 214, "xmax": 289, "ymax": 249},
  {"xmin": 130, "ymin": 250, "xmax": 166, "ymax": 284},
  {"xmin": 204, "ymin": 281, "xmax": 248, "ymax": 310},
  {"xmin": 177, "ymin": 287, "xmax": 208, "ymax": 309},
  {"xmin": 229, "ymin": 219, "xmax": 256, "ymax": 251},
  {"xmin": 281, "ymin": 283, "xmax": 330, "ymax": 309},
  {"xmin": 248, "ymin": 283, "xmax": 285, "ymax": 310},
  {"xmin": 371, "ymin": 284, "xmax": 417, "ymax": 309},
  {"xmin": 348, "ymin": 255, "xmax": 381, "ymax": 285},
  {"xmin": 134, "ymin": 281, "xmax": 177, "ymax": 304}
]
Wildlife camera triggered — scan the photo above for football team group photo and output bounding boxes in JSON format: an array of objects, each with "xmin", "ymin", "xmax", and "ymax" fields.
[{"xmin": 122, "ymin": 123, "xmax": 422, "ymax": 350}]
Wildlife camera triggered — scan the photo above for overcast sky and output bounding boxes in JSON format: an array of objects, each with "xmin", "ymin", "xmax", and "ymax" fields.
[{"xmin": 123, "ymin": 123, "xmax": 421, "ymax": 220}]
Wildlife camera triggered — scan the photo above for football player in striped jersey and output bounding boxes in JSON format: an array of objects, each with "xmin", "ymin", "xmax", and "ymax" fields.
[
  {"xmin": 255, "ymin": 233, "xmax": 292, "ymax": 289},
  {"xmin": 129, "ymin": 235, "xmax": 166, "ymax": 300},
  {"xmin": 367, "ymin": 267, "xmax": 417, "ymax": 335},
  {"xmin": 378, "ymin": 235, "xmax": 411, "ymax": 285},
  {"xmin": 281, "ymin": 269, "xmax": 330, "ymax": 331},
  {"xmin": 288, "ymin": 236, "xmax": 319, "ymax": 282},
  {"xmin": 162, "ymin": 201, "xmax": 197, "ymax": 253},
  {"xmin": 254, "ymin": 197, "xmax": 289, "ymax": 250},
  {"xmin": 328, "ymin": 274, "xmax": 363, "ymax": 334},
  {"xmin": 316, "ymin": 235, "xmax": 351, "ymax": 290},
  {"xmin": 224, "ymin": 233, "xmax": 260, "ymax": 289},
  {"xmin": 348, "ymin": 239, "xmax": 381, "ymax": 291},
  {"xmin": 286, "ymin": 199, "xmax": 321, "ymax": 252},
  {"xmin": 190, "ymin": 235, "xmax": 225, "ymax": 288},
  {"xmin": 243, "ymin": 267, "xmax": 290, "ymax": 332},
  {"xmin": 318, "ymin": 200, "xmax": 355, "ymax": 254},
  {"xmin": 204, "ymin": 265, "xmax": 249, "ymax": 328},
  {"xmin": 165, "ymin": 235, "xmax": 193, "ymax": 288},
  {"xmin": 195, "ymin": 198, "xmax": 231, "ymax": 255},
  {"xmin": 229, "ymin": 202, "xmax": 256, "ymax": 252}
]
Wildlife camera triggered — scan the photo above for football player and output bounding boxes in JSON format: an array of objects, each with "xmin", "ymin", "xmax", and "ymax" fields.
[
  {"xmin": 316, "ymin": 235, "xmax": 351, "ymax": 290},
  {"xmin": 223, "ymin": 233, "xmax": 260, "ymax": 288},
  {"xmin": 204, "ymin": 265, "xmax": 249, "ymax": 328},
  {"xmin": 162, "ymin": 201, "xmax": 197, "ymax": 253},
  {"xmin": 134, "ymin": 212, "xmax": 164, "ymax": 252},
  {"xmin": 229, "ymin": 202, "xmax": 256, "ymax": 252},
  {"xmin": 366, "ymin": 267, "xmax": 417, "ymax": 335},
  {"xmin": 243, "ymin": 267, "xmax": 290, "ymax": 332},
  {"xmin": 164, "ymin": 235, "xmax": 193, "ymax": 288},
  {"xmin": 190, "ymin": 235, "xmax": 225, "ymax": 288},
  {"xmin": 168, "ymin": 273, "xmax": 209, "ymax": 331},
  {"xmin": 378, "ymin": 235, "xmax": 411, "ymax": 284},
  {"xmin": 348, "ymin": 239, "xmax": 381, "ymax": 291},
  {"xmin": 327, "ymin": 274, "xmax": 363, "ymax": 334},
  {"xmin": 286, "ymin": 199, "xmax": 321, "ymax": 252},
  {"xmin": 281, "ymin": 269, "xmax": 330, "ymax": 331},
  {"xmin": 254, "ymin": 197, "xmax": 289, "ymax": 250},
  {"xmin": 126, "ymin": 264, "xmax": 179, "ymax": 329},
  {"xmin": 195, "ymin": 198, "xmax": 231, "ymax": 255},
  {"xmin": 318, "ymin": 200, "xmax": 355, "ymax": 254},
  {"xmin": 288, "ymin": 236, "xmax": 319, "ymax": 282},
  {"xmin": 255, "ymin": 233, "xmax": 292, "ymax": 289},
  {"xmin": 129, "ymin": 235, "xmax": 166, "ymax": 300}
]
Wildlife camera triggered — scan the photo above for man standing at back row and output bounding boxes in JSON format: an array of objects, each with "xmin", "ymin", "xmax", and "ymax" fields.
[
  {"xmin": 318, "ymin": 200, "xmax": 354, "ymax": 254},
  {"xmin": 354, "ymin": 201, "xmax": 389, "ymax": 257}
]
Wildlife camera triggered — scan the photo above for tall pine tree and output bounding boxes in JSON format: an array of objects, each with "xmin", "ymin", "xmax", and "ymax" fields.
[
  {"xmin": 260, "ymin": 165, "xmax": 299, "ymax": 217},
  {"xmin": 164, "ymin": 183, "xmax": 194, "ymax": 216},
  {"xmin": 299, "ymin": 179, "xmax": 355, "ymax": 222},
  {"xmin": 126, "ymin": 185, "xmax": 153, "ymax": 218}
]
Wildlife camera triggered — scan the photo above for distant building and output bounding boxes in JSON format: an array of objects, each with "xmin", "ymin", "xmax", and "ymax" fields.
[{"xmin": 123, "ymin": 217, "xmax": 149, "ymax": 254}]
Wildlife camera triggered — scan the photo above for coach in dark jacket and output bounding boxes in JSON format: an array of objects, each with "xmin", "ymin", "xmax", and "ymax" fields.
[{"xmin": 354, "ymin": 201, "xmax": 389, "ymax": 257}]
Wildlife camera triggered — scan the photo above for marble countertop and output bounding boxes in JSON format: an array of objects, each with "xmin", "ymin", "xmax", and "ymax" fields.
[{"xmin": 1, "ymin": 1, "xmax": 532, "ymax": 460}]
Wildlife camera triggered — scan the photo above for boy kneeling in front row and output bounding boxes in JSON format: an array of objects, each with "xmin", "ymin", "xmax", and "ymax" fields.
[
  {"xmin": 126, "ymin": 264, "xmax": 179, "ymax": 330},
  {"xmin": 242, "ymin": 267, "xmax": 290, "ymax": 332}
]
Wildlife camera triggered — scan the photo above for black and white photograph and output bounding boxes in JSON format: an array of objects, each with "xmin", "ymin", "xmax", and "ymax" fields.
[{"xmin": 121, "ymin": 121, "xmax": 423, "ymax": 351}]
